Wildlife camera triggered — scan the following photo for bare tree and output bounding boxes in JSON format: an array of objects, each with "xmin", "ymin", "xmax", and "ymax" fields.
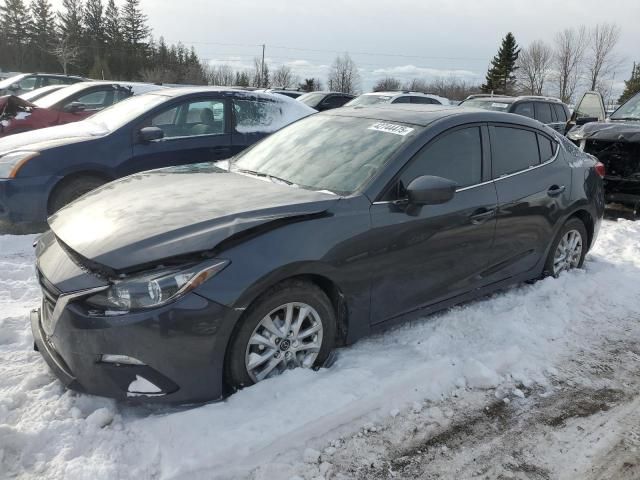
[
  {"xmin": 251, "ymin": 57, "xmax": 270, "ymax": 88},
  {"xmin": 373, "ymin": 77, "xmax": 402, "ymax": 91},
  {"xmin": 553, "ymin": 26, "xmax": 587, "ymax": 103},
  {"xmin": 50, "ymin": 35, "xmax": 80, "ymax": 75},
  {"xmin": 271, "ymin": 65, "xmax": 298, "ymax": 88},
  {"xmin": 517, "ymin": 40, "xmax": 553, "ymax": 95},
  {"xmin": 204, "ymin": 64, "xmax": 235, "ymax": 86},
  {"xmin": 327, "ymin": 53, "xmax": 360, "ymax": 94},
  {"xmin": 585, "ymin": 23, "xmax": 621, "ymax": 91},
  {"xmin": 403, "ymin": 77, "xmax": 481, "ymax": 101}
]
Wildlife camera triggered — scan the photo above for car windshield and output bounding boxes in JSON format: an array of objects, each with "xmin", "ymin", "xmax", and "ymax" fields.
[
  {"xmin": 346, "ymin": 95, "xmax": 393, "ymax": 106},
  {"xmin": 85, "ymin": 93, "xmax": 169, "ymax": 131},
  {"xmin": 460, "ymin": 99, "xmax": 512, "ymax": 111},
  {"xmin": 610, "ymin": 93, "xmax": 640, "ymax": 121},
  {"xmin": 0, "ymin": 74, "xmax": 27, "ymax": 90},
  {"xmin": 231, "ymin": 114, "xmax": 420, "ymax": 195},
  {"xmin": 297, "ymin": 92, "xmax": 326, "ymax": 107}
]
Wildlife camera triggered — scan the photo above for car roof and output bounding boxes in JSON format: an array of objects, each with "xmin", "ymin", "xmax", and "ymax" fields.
[
  {"xmin": 322, "ymin": 104, "xmax": 555, "ymax": 131},
  {"xmin": 463, "ymin": 95, "xmax": 565, "ymax": 105},
  {"xmin": 147, "ymin": 86, "xmax": 301, "ymax": 99}
]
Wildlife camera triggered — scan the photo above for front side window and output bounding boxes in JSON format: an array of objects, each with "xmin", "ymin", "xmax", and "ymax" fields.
[
  {"xmin": 393, "ymin": 127, "xmax": 483, "ymax": 197},
  {"xmin": 150, "ymin": 99, "xmax": 226, "ymax": 138},
  {"xmin": 17, "ymin": 76, "xmax": 37, "ymax": 91},
  {"xmin": 575, "ymin": 92, "xmax": 605, "ymax": 120},
  {"xmin": 491, "ymin": 126, "xmax": 540, "ymax": 178},
  {"xmin": 534, "ymin": 102, "xmax": 553, "ymax": 123},
  {"xmin": 232, "ymin": 115, "xmax": 420, "ymax": 194},
  {"xmin": 513, "ymin": 102, "xmax": 534, "ymax": 118}
]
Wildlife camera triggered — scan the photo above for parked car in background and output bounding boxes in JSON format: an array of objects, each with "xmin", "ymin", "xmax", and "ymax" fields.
[
  {"xmin": 0, "ymin": 88, "xmax": 315, "ymax": 232},
  {"xmin": 297, "ymin": 91, "xmax": 355, "ymax": 111},
  {"xmin": 567, "ymin": 90, "xmax": 640, "ymax": 210},
  {"xmin": 0, "ymin": 81, "xmax": 165, "ymax": 137},
  {"xmin": 0, "ymin": 73, "xmax": 85, "ymax": 96},
  {"xmin": 19, "ymin": 85, "xmax": 66, "ymax": 102},
  {"xmin": 346, "ymin": 91, "xmax": 450, "ymax": 107},
  {"xmin": 459, "ymin": 95, "xmax": 571, "ymax": 134},
  {"xmin": 30, "ymin": 104, "xmax": 604, "ymax": 403},
  {"xmin": 257, "ymin": 88, "xmax": 304, "ymax": 99}
]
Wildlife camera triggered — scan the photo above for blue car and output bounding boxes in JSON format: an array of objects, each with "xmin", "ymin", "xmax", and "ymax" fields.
[{"xmin": 0, "ymin": 88, "xmax": 315, "ymax": 233}]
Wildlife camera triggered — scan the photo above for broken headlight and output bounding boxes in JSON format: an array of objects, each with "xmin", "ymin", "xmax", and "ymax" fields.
[{"xmin": 85, "ymin": 260, "xmax": 229, "ymax": 315}]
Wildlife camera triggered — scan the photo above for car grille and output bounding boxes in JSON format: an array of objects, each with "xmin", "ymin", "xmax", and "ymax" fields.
[
  {"xmin": 584, "ymin": 140, "xmax": 640, "ymax": 181},
  {"xmin": 37, "ymin": 269, "xmax": 61, "ymax": 335}
]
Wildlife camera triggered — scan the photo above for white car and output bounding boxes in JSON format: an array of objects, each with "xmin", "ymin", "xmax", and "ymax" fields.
[{"xmin": 345, "ymin": 91, "xmax": 450, "ymax": 107}]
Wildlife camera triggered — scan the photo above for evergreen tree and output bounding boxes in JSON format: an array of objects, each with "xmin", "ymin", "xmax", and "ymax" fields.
[
  {"xmin": 29, "ymin": 0, "xmax": 58, "ymax": 71},
  {"xmin": 0, "ymin": 0, "xmax": 32, "ymax": 70},
  {"xmin": 619, "ymin": 62, "xmax": 640, "ymax": 104},
  {"xmin": 103, "ymin": 0, "xmax": 123, "ymax": 78},
  {"xmin": 481, "ymin": 32, "xmax": 520, "ymax": 95},
  {"xmin": 57, "ymin": 0, "xmax": 84, "ymax": 45},
  {"xmin": 121, "ymin": 0, "xmax": 149, "ymax": 46},
  {"xmin": 84, "ymin": 0, "xmax": 105, "ymax": 76}
]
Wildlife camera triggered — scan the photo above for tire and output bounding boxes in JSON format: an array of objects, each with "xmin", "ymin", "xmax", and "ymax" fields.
[
  {"xmin": 226, "ymin": 280, "xmax": 336, "ymax": 389},
  {"xmin": 543, "ymin": 217, "xmax": 588, "ymax": 277},
  {"xmin": 48, "ymin": 176, "xmax": 106, "ymax": 215}
]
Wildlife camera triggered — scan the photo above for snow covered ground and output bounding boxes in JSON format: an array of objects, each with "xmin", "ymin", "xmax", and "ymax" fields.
[{"xmin": 1, "ymin": 219, "xmax": 640, "ymax": 479}]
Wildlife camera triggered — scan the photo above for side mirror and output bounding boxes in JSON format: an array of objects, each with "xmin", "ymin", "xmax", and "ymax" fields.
[
  {"xmin": 406, "ymin": 175, "xmax": 457, "ymax": 205},
  {"xmin": 138, "ymin": 126, "xmax": 164, "ymax": 143},
  {"xmin": 575, "ymin": 116, "xmax": 598, "ymax": 126},
  {"xmin": 64, "ymin": 102, "xmax": 86, "ymax": 113}
]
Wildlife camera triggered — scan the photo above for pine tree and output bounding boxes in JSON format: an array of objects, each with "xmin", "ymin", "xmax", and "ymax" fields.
[
  {"xmin": 83, "ymin": 0, "xmax": 105, "ymax": 77},
  {"xmin": 121, "ymin": 0, "xmax": 149, "ymax": 47},
  {"xmin": 0, "ymin": 0, "xmax": 32, "ymax": 69},
  {"xmin": 29, "ymin": 0, "xmax": 58, "ymax": 71},
  {"xmin": 103, "ymin": 0, "xmax": 120, "ymax": 46},
  {"xmin": 618, "ymin": 62, "xmax": 640, "ymax": 104},
  {"xmin": 482, "ymin": 32, "xmax": 520, "ymax": 95},
  {"xmin": 57, "ymin": 0, "xmax": 84, "ymax": 44}
]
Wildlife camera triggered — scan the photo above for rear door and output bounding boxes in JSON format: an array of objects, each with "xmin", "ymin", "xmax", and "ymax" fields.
[
  {"xmin": 127, "ymin": 95, "xmax": 232, "ymax": 175},
  {"xmin": 550, "ymin": 103, "xmax": 569, "ymax": 133},
  {"xmin": 369, "ymin": 125, "xmax": 498, "ymax": 324},
  {"xmin": 512, "ymin": 102, "xmax": 534, "ymax": 119},
  {"xmin": 486, "ymin": 124, "xmax": 571, "ymax": 281},
  {"xmin": 534, "ymin": 102, "xmax": 554, "ymax": 126}
]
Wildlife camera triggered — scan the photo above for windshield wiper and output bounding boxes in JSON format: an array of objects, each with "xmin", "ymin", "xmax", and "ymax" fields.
[
  {"xmin": 611, "ymin": 116, "xmax": 640, "ymax": 121},
  {"xmin": 234, "ymin": 168, "xmax": 296, "ymax": 186}
]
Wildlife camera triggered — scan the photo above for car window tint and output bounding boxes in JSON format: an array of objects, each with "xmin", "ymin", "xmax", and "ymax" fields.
[
  {"xmin": 321, "ymin": 95, "xmax": 345, "ymax": 108},
  {"xmin": 392, "ymin": 96, "xmax": 410, "ymax": 103},
  {"xmin": 537, "ymin": 134, "xmax": 555, "ymax": 162},
  {"xmin": 534, "ymin": 102, "xmax": 553, "ymax": 123},
  {"xmin": 72, "ymin": 90, "xmax": 110, "ymax": 109},
  {"xmin": 552, "ymin": 103, "xmax": 567, "ymax": 122},
  {"xmin": 410, "ymin": 96, "xmax": 439, "ymax": 104},
  {"xmin": 491, "ymin": 126, "xmax": 540, "ymax": 177},
  {"xmin": 512, "ymin": 102, "xmax": 534, "ymax": 118},
  {"xmin": 18, "ymin": 76, "xmax": 37, "ymax": 91},
  {"xmin": 151, "ymin": 99, "xmax": 225, "ymax": 138},
  {"xmin": 233, "ymin": 98, "xmax": 282, "ymax": 132},
  {"xmin": 398, "ymin": 127, "xmax": 483, "ymax": 192},
  {"xmin": 45, "ymin": 77, "xmax": 68, "ymax": 86}
]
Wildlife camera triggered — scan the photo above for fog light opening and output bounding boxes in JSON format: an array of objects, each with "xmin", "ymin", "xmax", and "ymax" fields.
[
  {"xmin": 100, "ymin": 354, "xmax": 146, "ymax": 366},
  {"xmin": 127, "ymin": 375, "xmax": 164, "ymax": 397}
]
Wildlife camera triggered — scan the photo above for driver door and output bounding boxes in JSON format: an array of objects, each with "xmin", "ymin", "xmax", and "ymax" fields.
[{"xmin": 369, "ymin": 125, "xmax": 497, "ymax": 324}]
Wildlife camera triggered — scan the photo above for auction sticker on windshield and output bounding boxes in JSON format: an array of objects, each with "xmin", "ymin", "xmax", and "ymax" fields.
[{"xmin": 368, "ymin": 122, "xmax": 414, "ymax": 136}]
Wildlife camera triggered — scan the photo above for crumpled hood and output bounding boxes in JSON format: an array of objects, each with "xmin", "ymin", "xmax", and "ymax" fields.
[
  {"xmin": 0, "ymin": 119, "xmax": 107, "ymax": 155},
  {"xmin": 49, "ymin": 164, "xmax": 339, "ymax": 270},
  {"xmin": 568, "ymin": 120, "xmax": 640, "ymax": 143}
]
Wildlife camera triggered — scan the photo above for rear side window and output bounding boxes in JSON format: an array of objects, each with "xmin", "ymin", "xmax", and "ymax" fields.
[
  {"xmin": 411, "ymin": 96, "xmax": 440, "ymax": 105},
  {"xmin": 552, "ymin": 103, "xmax": 567, "ymax": 122},
  {"xmin": 512, "ymin": 102, "xmax": 534, "ymax": 118},
  {"xmin": 392, "ymin": 96, "xmax": 410, "ymax": 104},
  {"xmin": 491, "ymin": 126, "xmax": 540, "ymax": 177},
  {"xmin": 534, "ymin": 103, "xmax": 553, "ymax": 124},
  {"xmin": 398, "ymin": 126, "xmax": 483, "ymax": 191},
  {"xmin": 537, "ymin": 134, "xmax": 556, "ymax": 162}
]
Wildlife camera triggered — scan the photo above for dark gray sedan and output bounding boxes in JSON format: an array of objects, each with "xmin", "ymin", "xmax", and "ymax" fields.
[{"xmin": 31, "ymin": 105, "xmax": 605, "ymax": 403}]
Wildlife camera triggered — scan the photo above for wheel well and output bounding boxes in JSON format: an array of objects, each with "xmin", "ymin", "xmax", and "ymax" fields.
[
  {"xmin": 47, "ymin": 171, "xmax": 113, "ymax": 214},
  {"xmin": 569, "ymin": 210, "xmax": 594, "ymax": 249}
]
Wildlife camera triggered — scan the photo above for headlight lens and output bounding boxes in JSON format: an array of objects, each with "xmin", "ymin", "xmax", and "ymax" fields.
[
  {"xmin": 566, "ymin": 126, "xmax": 585, "ymax": 141},
  {"xmin": 85, "ymin": 260, "xmax": 229, "ymax": 315},
  {"xmin": 0, "ymin": 151, "xmax": 40, "ymax": 178}
]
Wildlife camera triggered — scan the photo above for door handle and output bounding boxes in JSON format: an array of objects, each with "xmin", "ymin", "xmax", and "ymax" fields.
[
  {"xmin": 469, "ymin": 208, "xmax": 496, "ymax": 225},
  {"xmin": 547, "ymin": 185, "xmax": 566, "ymax": 197}
]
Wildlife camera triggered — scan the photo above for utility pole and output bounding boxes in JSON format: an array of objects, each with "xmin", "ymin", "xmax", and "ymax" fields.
[{"xmin": 261, "ymin": 44, "xmax": 266, "ymax": 88}]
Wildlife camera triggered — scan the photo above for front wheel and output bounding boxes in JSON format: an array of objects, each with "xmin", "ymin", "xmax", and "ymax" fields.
[
  {"xmin": 226, "ymin": 280, "xmax": 336, "ymax": 389},
  {"xmin": 544, "ymin": 218, "xmax": 588, "ymax": 276}
]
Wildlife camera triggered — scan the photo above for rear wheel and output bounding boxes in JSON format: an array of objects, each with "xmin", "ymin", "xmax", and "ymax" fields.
[
  {"xmin": 48, "ymin": 175, "xmax": 106, "ymax": 215},
  {"xmin": 226, "ymin": 280, "xmax": 336, "ymax": 389},
  {"xmin": 544, "ymin": 218, "xmax": 588, "ymax": 276}
]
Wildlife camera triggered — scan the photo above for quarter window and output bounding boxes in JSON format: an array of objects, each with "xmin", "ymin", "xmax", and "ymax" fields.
[
  {"xmin": 534, "ymin": 103, "xmax": 553, "ymax": 124},
  {"xmin": 513, "ymin": 102, "xmax": 534, "ymax": 118},
  {"xmin": 537, "ymin": 134, "xmax": 556, "ymax": 162},
  {"xmin": 552, "ymin": 103, "xmax": 567, "ymax": 122},
  {"xmin": 410, "ymin": 96, "xmax": 440, "ymax": 105},
  {"xmin": 491, "ymin": 126, "xmax": 540, "ymax": 177},
  {"xmin": 396, "ymin": 127, "xmax": 483, "ymax": 195}
]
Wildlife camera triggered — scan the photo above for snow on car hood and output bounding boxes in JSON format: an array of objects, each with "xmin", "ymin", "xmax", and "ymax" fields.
[
  {"xmin": 49, "ymin": 163, "xmax": 339, "ymax": 270},
  {"xmin": 0, "ymin": 120, "xmax": 108, "ymax": 155}
]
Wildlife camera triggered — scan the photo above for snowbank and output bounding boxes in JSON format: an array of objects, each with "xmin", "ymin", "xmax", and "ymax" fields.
[{"xmin": 1, "ymin": 219, "xmax": 640, "ymax": 479}]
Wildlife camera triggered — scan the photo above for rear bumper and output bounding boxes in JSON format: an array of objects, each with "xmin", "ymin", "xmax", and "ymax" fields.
[
  {"xmin": 30, "ymin": 291, "xmax": 241, "ymax": 404},
  {"xmin": 0, "ymin": 177, "xmax": 58, "ymax": 233}
]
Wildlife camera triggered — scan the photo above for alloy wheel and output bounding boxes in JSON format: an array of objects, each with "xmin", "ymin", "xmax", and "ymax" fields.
[
  {"xmin": 245, "ymin": 302, "xmax": 324, "ymax": 383},
  {"xmin": 553, "ymin": 229, "xmax": 583, "ymax": 275}
]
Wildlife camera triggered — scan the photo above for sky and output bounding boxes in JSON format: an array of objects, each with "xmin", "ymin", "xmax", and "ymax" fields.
[{"xmin": 51, "ymin": 0, "xmax": 640, "ymax": 98}]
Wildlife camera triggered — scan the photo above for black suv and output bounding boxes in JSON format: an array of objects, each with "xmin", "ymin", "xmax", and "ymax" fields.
[
  {"xmin": 0, "ymin": 73, "xmax": 86, "ymax": 96},
  {"xmin": 460, "ymin": 95, "xmax": 570, "ymax": 134}
]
